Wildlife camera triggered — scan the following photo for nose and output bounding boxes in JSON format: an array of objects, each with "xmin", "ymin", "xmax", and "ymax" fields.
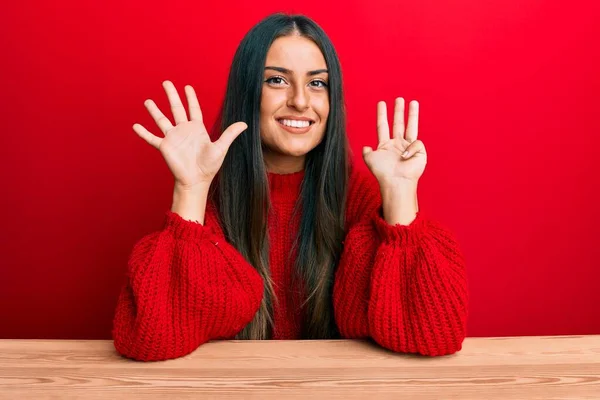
[{"xmin": 286, "ymin": 83, "xmax": 309, "ymax": 111}]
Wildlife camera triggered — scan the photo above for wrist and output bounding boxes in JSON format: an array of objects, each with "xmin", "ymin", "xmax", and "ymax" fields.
[
  {"xmin": 174, "ymin": 180, "xmax": 212, "ymax": 195},
  {"xmin": 171, "ymin": 182, "xmax": 210, "ymax": 224},
  {"xmin": 378, "ymin": 177, "xmax": 418, "ymax": 193},
  {"xmin": 380, "ymin": 181, "xmax": 419, "ymax": 225}
]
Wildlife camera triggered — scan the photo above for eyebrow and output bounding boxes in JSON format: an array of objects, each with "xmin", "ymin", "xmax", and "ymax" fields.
[{"xmin": 265, "ymin": 66, "xmax": 329, "ymax": 76}]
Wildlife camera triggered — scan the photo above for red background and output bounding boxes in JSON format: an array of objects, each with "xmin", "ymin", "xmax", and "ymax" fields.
[{"xmin": 1, "ymin": 0, "xmax": 599, "ymax": 339}]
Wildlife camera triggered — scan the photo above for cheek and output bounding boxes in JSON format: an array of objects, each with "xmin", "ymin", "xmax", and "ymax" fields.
[
  {"xmin": 316, "ymin": 108, "xmax": 329, "ymax": 140},
  {"xmin": 260, "ymin": 90, "xmax": 286, "ymax": 116},
  {"xmin": 316, "ymin": 96, "xmax": 330, "ymax": 122},
  {"xmin": 259, "ymin": 93, "xmax": 275, "ymax": 138}
]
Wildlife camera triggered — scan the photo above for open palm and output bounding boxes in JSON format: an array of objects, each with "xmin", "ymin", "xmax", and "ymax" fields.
[
  {"xmin": 133, "ymin": 80, "xmax": 248, "ymax": 189},
  {"xmin": 363, "ymin": 98, "xmax": 427, "ymax": 186}
]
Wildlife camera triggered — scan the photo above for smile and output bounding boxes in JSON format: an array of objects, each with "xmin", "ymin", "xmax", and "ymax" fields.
[
  {"xmin": 277, "ymin": 119, "xmax": 313, "ymax": 128},
  {"xmin": 276, "ymin": 118, "xmax": 315, "ymax": 134}
]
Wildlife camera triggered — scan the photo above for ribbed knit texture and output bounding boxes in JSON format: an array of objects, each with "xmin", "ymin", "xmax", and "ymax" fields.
[{"xmin": 113, "ymin": 166, "xmax": 468, "ymax": 361}]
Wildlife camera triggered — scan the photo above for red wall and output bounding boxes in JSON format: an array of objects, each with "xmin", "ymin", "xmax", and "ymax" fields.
[{"xmin": 1, "ymin": 0, "xmax": 599, "ymax": 339}]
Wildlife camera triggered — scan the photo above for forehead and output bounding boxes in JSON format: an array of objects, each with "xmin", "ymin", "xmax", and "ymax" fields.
[{"xmin": 265, "ymin": 36, "xmax": 327, "ymax": 71}]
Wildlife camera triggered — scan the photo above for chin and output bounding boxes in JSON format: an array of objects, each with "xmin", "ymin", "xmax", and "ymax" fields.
[
  {"xmin": 278, "ymin": 137, "xmax": 320, "ymax": 157},
  {"xmin": 262, "ymin": 125, "xmax": 325, "ymax": 158},
  {"xmin": 280, "ymin": 146, "xmax": 312, "ymax": 157}
]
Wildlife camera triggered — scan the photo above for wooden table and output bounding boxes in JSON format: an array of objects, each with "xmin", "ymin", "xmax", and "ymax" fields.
[{"xmin": 0, "ymin": 335, "xmax": 599, "ymax": 399}]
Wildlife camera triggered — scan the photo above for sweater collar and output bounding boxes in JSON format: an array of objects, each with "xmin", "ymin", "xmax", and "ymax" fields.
[{"xmin": 267, "ymin": 169, "xmax": 305, "ymax": 204}]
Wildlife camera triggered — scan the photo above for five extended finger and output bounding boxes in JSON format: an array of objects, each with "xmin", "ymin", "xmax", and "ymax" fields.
[
  {"xmin": 162, "ymin": 80, "xmax": 188, "ymax": 125},
  {"xmin": 144, "ymin": 99, "xmax": 173, "ymax": 135},
  {"xmin": 133, "ymin": 123, "xmax": 162, "ymax": 149},
  {"xmin": 215, "ymin": 122, "xmax": 249, "ymax": 153},
  {"xmin": 185, "ymin": 85, "xmax": 203, "ymax": 122}
]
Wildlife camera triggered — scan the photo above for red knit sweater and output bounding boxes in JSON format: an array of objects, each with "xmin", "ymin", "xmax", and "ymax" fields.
[{"xmin": 112, "ymin": 166, "xmax": 469, "ymax": 361}]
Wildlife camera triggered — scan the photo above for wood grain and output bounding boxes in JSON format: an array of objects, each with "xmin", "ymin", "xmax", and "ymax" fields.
[{"xmin": 0, "ymin": 336, "xmax": 599, "ymax": 399}]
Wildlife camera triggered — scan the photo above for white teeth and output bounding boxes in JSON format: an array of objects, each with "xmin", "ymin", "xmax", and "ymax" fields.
[{"xmin": 279, "ymin": 119, "xmax": 311, "ymax": 128}]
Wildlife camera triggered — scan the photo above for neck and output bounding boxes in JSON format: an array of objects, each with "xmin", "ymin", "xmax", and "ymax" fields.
[{"xmin": 263, "ymin": 148, "xmax": 305, "ymax": 174}]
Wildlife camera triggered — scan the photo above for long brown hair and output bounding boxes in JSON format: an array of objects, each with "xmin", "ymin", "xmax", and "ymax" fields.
[{"xmin": 210, "ymin": 13, "xmax": 349, "ymax": 339}]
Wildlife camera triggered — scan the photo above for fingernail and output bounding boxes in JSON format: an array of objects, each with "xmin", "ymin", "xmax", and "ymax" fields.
[{"xmin": 402, "ymin": 151, "xmax": 409, "ymax": 157}]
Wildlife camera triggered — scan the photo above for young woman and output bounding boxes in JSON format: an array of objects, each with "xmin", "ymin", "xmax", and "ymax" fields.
[{"xmin": 113, "ymin": 13, "xmax": 468, "ymax": 361}]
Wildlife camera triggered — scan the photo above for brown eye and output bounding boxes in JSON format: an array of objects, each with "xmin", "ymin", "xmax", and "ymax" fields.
[
  {"xmin": 311, "ymin": 80, "xmax": 328, "ymax": 88},
  {"xmin": 266, "ymin": 76, "xmax": 286, "ymax": 85}
]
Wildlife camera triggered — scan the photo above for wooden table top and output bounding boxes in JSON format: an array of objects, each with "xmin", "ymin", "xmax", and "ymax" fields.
[{"xmin": 0, "ymin": 335, "xmax": 599, "ymax": 399}]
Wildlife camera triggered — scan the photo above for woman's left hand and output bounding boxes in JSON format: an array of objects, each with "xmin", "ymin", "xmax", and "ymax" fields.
[{"xmin": 363, "ymin": 98, "xmax": 427, "ymax": 187}]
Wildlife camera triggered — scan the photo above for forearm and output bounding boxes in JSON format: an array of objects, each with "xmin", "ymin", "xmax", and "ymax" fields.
[
  {"xmin": 113, "ymin": 214, "xmax": 265, "ymax": 361},
  {"xmin": 366, "ymin": 210, "xmax": 468, "ymax": 356}
]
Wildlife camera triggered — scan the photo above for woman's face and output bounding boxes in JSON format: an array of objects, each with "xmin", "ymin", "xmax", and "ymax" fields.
[{"xmin": 260, "ymin": 35, "xmax": 330, "ymax": 172}]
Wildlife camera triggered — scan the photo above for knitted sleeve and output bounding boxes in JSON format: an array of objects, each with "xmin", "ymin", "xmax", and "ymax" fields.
[
  {"xmin": 112, "ymin": 206, "xmax": 264, "ymax": 361},
  {"xmin": 333, "ymin": 168, "xmax": 469, "ymax": 356}
]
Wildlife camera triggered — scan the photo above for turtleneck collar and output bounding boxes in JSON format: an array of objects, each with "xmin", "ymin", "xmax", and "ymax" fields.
[{"xmin": 267, "ymin": 169, "xmax": 305, "ymax": 204}]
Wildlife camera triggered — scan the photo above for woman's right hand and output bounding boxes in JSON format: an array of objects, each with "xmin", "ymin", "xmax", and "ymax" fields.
[{"xmin": 133, "ymin": 80, "xmax": 248, "ymax": 190}]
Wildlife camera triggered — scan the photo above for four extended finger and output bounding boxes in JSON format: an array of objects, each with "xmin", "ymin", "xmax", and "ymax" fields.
[
  {"xmin": 377, "ymin": 101, "xmax": 390, "ymax": 144},
  {"xmin": 393, "ymin": 97, "xmax": 405, "ymax": 139},
  {"xmin": 405, "ymin": 100, "xmax": 419, "ymax": 142},
  {"xmin": 401, "ymin": 139, "xmax": 426, "ymax": 159}
]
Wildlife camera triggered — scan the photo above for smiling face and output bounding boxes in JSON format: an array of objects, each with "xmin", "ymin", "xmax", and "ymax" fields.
[{"xmin": 260, "ymin": 34, "xmax": 330, "ymax": 173}]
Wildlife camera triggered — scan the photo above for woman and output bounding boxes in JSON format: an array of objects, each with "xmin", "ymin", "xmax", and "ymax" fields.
[{"xmin": 113, "ymin": 13, "xmax": 469, "ymax": 361}]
